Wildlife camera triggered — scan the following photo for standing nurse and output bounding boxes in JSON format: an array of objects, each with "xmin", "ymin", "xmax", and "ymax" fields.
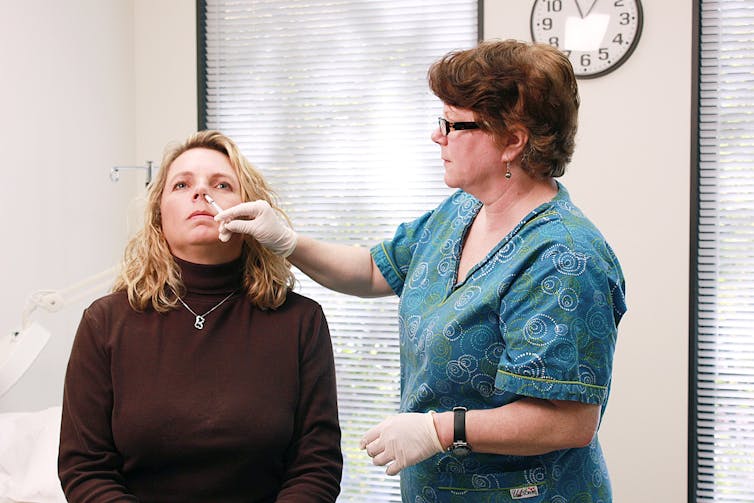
[{"xmin": 216, "ymin": 40, "xmax": 627, "ymax": 502}]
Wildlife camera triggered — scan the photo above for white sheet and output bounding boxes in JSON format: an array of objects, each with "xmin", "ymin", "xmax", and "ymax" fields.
[{"xmin": 0, "ymin": 406, "xmax": 65, "ymax": 503}]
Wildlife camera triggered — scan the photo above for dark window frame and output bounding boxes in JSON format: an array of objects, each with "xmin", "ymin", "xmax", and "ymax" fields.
[{"xmin": 689, "ymin": 0, "xmax": 701, "ymax": 501}]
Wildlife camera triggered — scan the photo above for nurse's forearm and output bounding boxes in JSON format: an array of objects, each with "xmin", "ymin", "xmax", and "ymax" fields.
[
  {"xmin": 433, "ymin": 398, "xmax": 600, "ymax": 456},
  {"xmin": 288, "ymin": 235, "xmax": 393, "ymax": 298}
]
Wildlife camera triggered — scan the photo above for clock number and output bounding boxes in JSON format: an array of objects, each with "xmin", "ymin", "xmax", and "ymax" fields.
[
  {"xmin": 613, "ymin": 33, "xmax": 624, "ymax": 44},
  {"xmin": 548, "ymin": 36, "xmax": 559, "ymax": 48},
  {"xmin": 546, "ymin": 0, "xmax": 563, "ymax": 12},
  {"xmin": 598, "ymin": 48, "xmax": 609, "ymax": 60},
  {"xmin": 580, "ymin": 53, "xmax": 591, "ymax": 67},
  {"xmin": 619, "ymin": 12, "xmax": 631, "ymax": 25},
  {"xmin": 542, "ymin": 17, "xmax": 553, "ymax": 30},
  {"xmin": 614, "ymin": 0, "xmax": 625, "ymax": 6}
]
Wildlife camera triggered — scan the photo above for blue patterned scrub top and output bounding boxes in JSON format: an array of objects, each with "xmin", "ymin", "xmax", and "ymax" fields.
[{"xmin": 370, "ymin": 183, "xmax": 626, "ymax": 503}]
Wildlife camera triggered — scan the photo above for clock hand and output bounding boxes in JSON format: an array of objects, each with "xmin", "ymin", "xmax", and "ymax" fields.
[
  {"xmin": 584, "ymin": 0, "xmax": 598, "ymax": 18},
  {"xmin": 574, "ymin": 0, "xmax": 585, "ymax": 19}
]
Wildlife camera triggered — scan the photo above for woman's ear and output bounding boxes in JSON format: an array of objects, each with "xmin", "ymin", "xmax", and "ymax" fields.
[{"xmin": 500, "ymin": 127, "xmax": 529, "ymax": 162}]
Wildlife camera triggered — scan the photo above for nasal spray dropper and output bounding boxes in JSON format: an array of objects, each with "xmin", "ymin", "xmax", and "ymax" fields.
[
  {"xmin": 204, "ymin": 194, "xmax": 232, "ymax": 242},
  {"xmin": 204, "ymin": 194, "xmax": 223, "ymax": 214}
]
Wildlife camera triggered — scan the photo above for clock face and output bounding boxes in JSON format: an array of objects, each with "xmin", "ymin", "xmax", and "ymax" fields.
[{"xmin": 530, "ymin": 0, "xmax": 643, "ymax": 79}]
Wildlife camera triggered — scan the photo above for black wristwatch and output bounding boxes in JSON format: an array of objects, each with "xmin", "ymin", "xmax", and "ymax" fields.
[{"xmin": 449, "ymin": 406, "xmax": 472, "ymax": 457}]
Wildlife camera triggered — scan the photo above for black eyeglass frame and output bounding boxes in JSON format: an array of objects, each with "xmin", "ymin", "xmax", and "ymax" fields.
[{"xmin": 438, "ymin": 117, "xmax": 480, "ymax": 136}]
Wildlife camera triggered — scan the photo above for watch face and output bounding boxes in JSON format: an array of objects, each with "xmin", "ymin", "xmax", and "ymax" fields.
[
  {"xmin": 451, "ymin": 443, "xmax": 471, "ymax": 457},
  {"xmin": 530, "ymin": 0, "xmax": 643, "ymax": 79}
]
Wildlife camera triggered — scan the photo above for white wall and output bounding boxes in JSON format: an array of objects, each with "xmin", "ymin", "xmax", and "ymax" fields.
[
  {"xmin": 133, "ymin": 0, "xmax": 197, "ymax": 168},
  {"xmin": 485, "ymin": 2, "xmax": 691, "ymax": 502},
  {"xmin": 0, "ymin": 1, "xmax": 690, "ymax": 501},
  {"xmin": 0, "ymin": 0, "xmax": 196, "ymax": 413}
]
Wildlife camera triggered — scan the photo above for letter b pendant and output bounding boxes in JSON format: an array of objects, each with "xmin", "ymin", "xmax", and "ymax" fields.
[{"xmin": 194, "ymin": 315, "xmax": 205, "ymax": 330}]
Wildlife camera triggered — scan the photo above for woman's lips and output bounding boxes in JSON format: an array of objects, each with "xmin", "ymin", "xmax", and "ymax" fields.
[{"xmin": 189, "ymin": 210, "xmax": 214, "ymax": 219}]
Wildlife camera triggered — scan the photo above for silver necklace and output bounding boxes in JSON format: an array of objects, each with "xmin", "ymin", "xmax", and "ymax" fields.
[{"xmin": 176, "ymin": 290, "xmax": 238, "ymax": 330}]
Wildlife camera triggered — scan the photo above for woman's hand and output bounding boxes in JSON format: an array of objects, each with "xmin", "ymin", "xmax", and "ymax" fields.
[
  {"xmin": 360, "ymin": 412, "xmax": 443, "ymax": 476},
  {"xmin": 214, "ymin": 200, "xmax": 298, "ymax": 257}
]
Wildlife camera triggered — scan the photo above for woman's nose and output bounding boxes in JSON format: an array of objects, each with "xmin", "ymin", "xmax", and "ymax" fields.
[
  {"xmin": 192, "ymin": 188, "xmax": 208, "ymax": 201},
  {"xmin": 431, "ymin": 128, "xmax": 446, "ymax": 145},
  {"xmin": 192, "ymin": 181, "xmax": 211, "ymax": 201}
]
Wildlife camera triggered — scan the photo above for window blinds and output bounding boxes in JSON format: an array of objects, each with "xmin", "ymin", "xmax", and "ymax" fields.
[
  {"xmin": 696, "ymin": 1, "xmax": 754, "ymax": 500},
  {"xmin": 200, "ymin": 1, "xmax": 478, "ymax": 500}
]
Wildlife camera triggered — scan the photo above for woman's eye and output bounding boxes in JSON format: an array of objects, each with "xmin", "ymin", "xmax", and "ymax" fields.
[
  {"xmin": 173, "ymin": 181, "xmax": 188, "ymax": 190},
  {"xmin": 217, "ymin": 182, "xmax": 231, "ymax": 190}
]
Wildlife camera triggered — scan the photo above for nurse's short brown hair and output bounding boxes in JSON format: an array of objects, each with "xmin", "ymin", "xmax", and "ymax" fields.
[{"xmin": 428, "ymin": 39, "xmax": 580, "ymax": 178}]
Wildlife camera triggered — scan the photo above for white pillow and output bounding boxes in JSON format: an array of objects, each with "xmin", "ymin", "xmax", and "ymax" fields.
[{"xmin": 0, "ymin": 406, "xmax": 66, "ymax": 503}]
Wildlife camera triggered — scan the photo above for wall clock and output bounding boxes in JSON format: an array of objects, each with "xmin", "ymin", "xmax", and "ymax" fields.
[{"xmin": 530, "ymin": 0, "xmax": 643, "ymax": 79}]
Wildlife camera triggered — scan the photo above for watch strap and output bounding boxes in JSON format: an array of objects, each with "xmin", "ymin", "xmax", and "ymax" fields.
[{"xmin": 453, "ymin": 406, "xmax": 467, "ymax": 443}]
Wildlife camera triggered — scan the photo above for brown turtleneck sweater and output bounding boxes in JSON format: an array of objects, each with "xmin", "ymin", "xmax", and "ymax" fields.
[{"xmin": 58, "ymin": 257, "xmax": 342, "ymax": 502}]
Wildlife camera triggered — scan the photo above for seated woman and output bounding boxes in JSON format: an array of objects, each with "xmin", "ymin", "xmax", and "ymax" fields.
[{"xmin": 58, "ymin": 130, "xmax": 342, "ymax": 502}]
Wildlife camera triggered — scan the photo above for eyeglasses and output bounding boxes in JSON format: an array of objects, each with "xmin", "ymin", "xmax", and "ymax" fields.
[{"xmin": 438, "ymin": 117, "xmax": 480, "ymax": 136}]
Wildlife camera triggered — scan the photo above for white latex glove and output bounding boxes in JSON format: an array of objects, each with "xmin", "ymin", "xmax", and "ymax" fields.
[
  {"xmin": 216, "ymin": 220, "xmax": 232, "ymax": 243},
  {"xmin": 359, "ymin": 412, "xmax": 443, "ymax": 476},
  {"xmin": 214, "ymin": 200, "xmax": 298, "ymax": 257}
]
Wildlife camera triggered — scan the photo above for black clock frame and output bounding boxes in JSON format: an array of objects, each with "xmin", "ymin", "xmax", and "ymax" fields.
[{"xmin": 529, "ymin": 0, "xmax": 644, "ymax": 79}]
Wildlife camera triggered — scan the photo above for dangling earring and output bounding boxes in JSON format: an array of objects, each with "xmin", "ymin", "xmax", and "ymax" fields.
[{"xmin": 505, "ymin": 161, "xmax": 512, "ymax": 179}]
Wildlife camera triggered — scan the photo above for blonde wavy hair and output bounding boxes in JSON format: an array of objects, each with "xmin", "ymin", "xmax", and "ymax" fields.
[{"xmin": 113, "ymin": 130, "xmax": 295, "ymax": 312}]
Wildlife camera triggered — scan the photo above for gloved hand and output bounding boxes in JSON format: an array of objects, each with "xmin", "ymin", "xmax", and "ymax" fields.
[
  {"xmin": 360, "ymin": 412, "xmax": 443, "ymax": 476},
  {"xmin": 217, "ymin": 220, "xmax": 233, "ymax": 243},
  {"xmin": 214, "ymin": 200, "xmax": 298, "ymax": 257}
]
